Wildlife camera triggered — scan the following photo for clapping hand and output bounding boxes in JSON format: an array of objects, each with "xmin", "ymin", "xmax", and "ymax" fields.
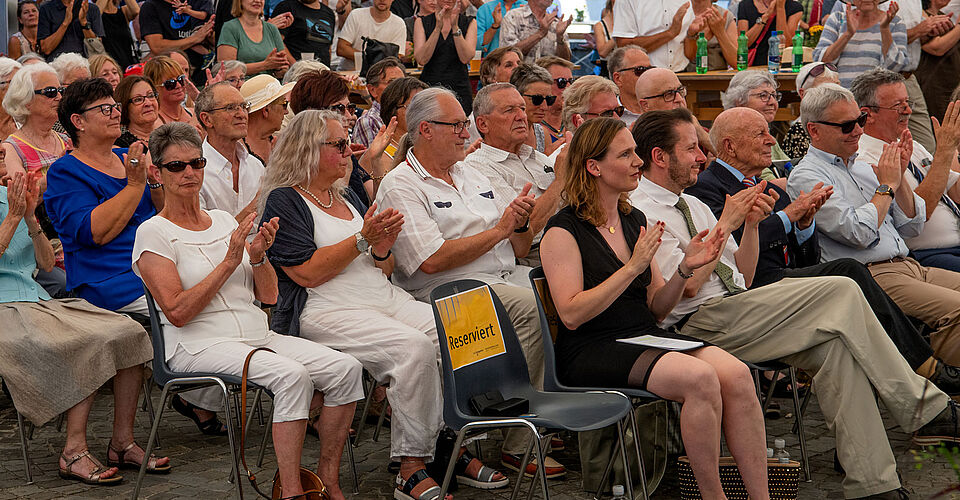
[
  {"xmin": 626, "ymin": 221, "xmax": 665, "ymax": 275},
  {"xmin": 670, "ymin": 2, "xmax": 691, "ymax": 36},
  {"xmin": 786, "ymin": 181, "xmax": 832, "ymax": 229},
  {"xmin": 492, "ymin": 3, "xmax": 502, "ymax": 25},
  {"xmin": 5, "ymin": 171, "xmax": 27, "ymax": 220},
  {"xmin": 225, "ymin": 212, "xmax": 257, "ymax": 269},
  {"xmin": 932, "ymin": 100, "xmax": 960, "ymax": 153},
  {"xmin": 746, "ymin": 186, "xmax": 778, "ymax": 227},
  {"xmin": 682, "ymin": 227, "xmax": 725, "ymax": 271},
  {"xmin": 718, "ymin": 184, "xmax": 760, "ymax": 233},
  {"xmin": 361, "ymin": 203, "xmax": 404, "ymax": 257},
  {"xmin": 845, "ymin": 2, "xmax": 862, "ymax": 34},
  {"xmin": 24, "ymin": 170, "xmax": 45, "ymax": 215},
  {"xmin": 247, "ymin": 216, "xmax": 279, "ymax": 263},
  {"xmin": 881, "ymin": 1, "xmax": 899, "ymax": 29},
  {"xmin": 268, "ymin": 12, "xmax": 293, "ymax": 30},
  {"xmin": 556, "ymin": 14, "xmax": 573, "ymax": 36},
  {"xmin": 364, "ymin": 117, "xmax": 398, "ymax": 176},
  {"xmin": 123, "ymin": 141, "xmax": 148, "ymax": 188},
  {"xmin": 896, "ymin": 129, "xmax": 913, "ymax": 174},
  {"xmin": 536, "ymin": 8, "xmax": 558, "ymax": 34},
  {"xmin": 872, "ymin": 139, "xmax": 905, "ymax": 189}
]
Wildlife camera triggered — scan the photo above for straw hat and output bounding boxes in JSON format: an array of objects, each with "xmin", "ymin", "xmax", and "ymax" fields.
[{"xmin": 240, "ymin": 74, "xmax": 295, "ymax": 113}]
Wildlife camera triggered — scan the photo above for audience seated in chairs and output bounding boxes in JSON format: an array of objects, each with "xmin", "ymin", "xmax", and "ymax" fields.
[
  {"xmin": 0, "ymin": 170, "xmax": 168, "ymax": 486},
  {"xmin": 133, "ymin": 122, "xmax": 363, "ymax": 500}
]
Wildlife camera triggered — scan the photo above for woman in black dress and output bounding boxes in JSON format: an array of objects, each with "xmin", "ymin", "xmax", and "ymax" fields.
[
  {"xmin": 95, "ymin": 0, "xmax": 140, "ymax": 71},
  {"xmin": 539, "ymin": 118, "xmax": 770, "ymax": 500},
  {"xmin": 413, "ymin": 0, "xmax": 477, "ymax": 113}
]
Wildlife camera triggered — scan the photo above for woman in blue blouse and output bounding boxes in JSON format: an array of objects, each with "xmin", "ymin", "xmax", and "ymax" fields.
[{"xmin": 0, "ymin": 170, "xmax": 168, "ymax": 485}]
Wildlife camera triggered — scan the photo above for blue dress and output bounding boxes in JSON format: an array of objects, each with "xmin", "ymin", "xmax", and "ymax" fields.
[{"xmin": 43, "ymin": 149, "xmax": 156, "ymax": 310}]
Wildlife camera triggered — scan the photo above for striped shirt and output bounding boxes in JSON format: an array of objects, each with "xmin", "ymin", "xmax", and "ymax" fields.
[{"xmin": 813, "ymin": 9, "xmax": 909, "ymax": 87}]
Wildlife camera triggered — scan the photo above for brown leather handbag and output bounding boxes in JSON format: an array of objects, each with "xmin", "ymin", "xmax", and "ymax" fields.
[{"xmin": 240, "ymin": 347, "xmax": 330, "ymax": 500}]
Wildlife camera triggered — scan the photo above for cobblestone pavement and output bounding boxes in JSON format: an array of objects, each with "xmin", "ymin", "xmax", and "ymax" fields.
[{"xmin": 1, "ymin": 386, "xmax": 959, "ymax": 499}]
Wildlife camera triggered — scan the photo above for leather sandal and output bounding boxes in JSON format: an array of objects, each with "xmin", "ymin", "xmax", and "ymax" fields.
[
  {"xmin": 58, "ymin": 450, "xmax": 123, "ymax": 485},
  {"xmin": 394, "ymin": 469, "xmax": 451, "ymax": 500},
  {"xmin": 455, "ymin": 452, "xmax": 509, "ymax": 489},
  {"xmin": 172, "ymin": 394, "xmax": 228, "ymax": 436},
  {"xmin": 107, "ymin": 441, "xmax": 171, "ymax": 474}
]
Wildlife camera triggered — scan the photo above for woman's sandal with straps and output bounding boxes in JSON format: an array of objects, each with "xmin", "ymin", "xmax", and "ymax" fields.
[
  {"xmin": 58, "ymin": 450, "xmax": 124, "ymax": 485},
  {"xmin": 454, "ymin": 452, "xmax": 509, "ymax": 490},
  {"xmin": 107, "ymin": 441, "xmax": 172, "ymax": 474},
  {"xmin": 394, "ymin": 469, "xmax": 452, "ymax": 500}
]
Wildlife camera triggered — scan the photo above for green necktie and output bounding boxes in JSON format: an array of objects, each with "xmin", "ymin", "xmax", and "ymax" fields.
[{"xmin": 674, "ymin": 197, "xmax": 745, "ymax": 294}]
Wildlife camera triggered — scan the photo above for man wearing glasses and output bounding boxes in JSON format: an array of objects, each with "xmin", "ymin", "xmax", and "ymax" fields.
[
  {"xmin": 635, "ymin": 67, "xmax": 715, "ymax": 157},
  {"xmin": 789, "ymin": 82, "xmax": 960, "ymax": 368},
  {"xmin": 606, "ymin": 45, "xmax": 652, "ymax": 127},
  {"xmin": 194, "ymin": 82, "xmax": 261, "ymax": 223}
]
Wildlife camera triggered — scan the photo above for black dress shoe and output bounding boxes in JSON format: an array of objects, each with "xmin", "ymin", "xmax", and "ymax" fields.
[
  {"xmin": 915, "ymin": 400, "xmax": 960, "ymax": 447},
  {"xmin": 931, "ymin": 360, "xmax": 960, "ymax": 396}
]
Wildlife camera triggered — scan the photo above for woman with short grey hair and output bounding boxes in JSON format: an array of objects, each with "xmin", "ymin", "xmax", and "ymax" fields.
[
  {"xmin": 723, "ymin": 69, "xmax": 791, "ymax": 166},
  {"xmin": 49, "ymin": 52, "xmax": 90, "ymax": 85},
  {"xmin": 209, "ymin": 60, "xmax": 247, "ymax": 89}
]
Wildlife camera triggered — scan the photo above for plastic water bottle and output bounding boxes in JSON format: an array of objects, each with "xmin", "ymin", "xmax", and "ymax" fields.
[
  {"xmin": 767, "ymin": 447, "xmax": 774, "ymax": 459},
  {"xmin": 611, "ymin": 484, "xmax": 627, "ymax": 500},
  {"xmin": 773, "ymin": 438, "xmax": 791, "ymax": 464},
  {"xmin": 768, "ymin": 30, "xmax": 780, "ymax": 74},
  {"xmin": 737, "ymin": 30, "xmax": 748, "ymax": 70},
  {"xmin": 792, "ymin": 31, "xmax": 804, "ymax": 72},
  {"xmin": 696, "ymin": 33, "xmax": 708, "ymax": 74}
]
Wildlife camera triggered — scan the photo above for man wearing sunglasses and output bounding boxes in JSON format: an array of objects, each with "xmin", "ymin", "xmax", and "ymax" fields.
[
  {"xmin": 195, "ymin": 82, "xmax": 262, "ymax": 224},
  {"xmin": 790, "ymin": 83, "xmax": 960, "ymax": 371},
  {"xmin": 607, "ymin": 45, "xmax": 652, "ymax": 128}
]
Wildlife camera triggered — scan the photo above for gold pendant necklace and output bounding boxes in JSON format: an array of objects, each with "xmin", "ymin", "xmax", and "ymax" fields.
[{"xmin": 600, "ymin": 225, "xmax": 616, "ymax": 234}]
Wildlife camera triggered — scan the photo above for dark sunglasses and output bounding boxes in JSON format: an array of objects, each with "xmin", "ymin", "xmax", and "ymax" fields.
[
  {"xmin": 323, "ymin": 138, "xmax": 349, "ymax": 154},
  {"xmin": 617, "ymin": 65, "xmax": 653, "ymax": 77},
  {"xmin": 161, "ymin": 75, "xmax": 187, "ymax": 91},
  {"xmin": 523, "ymin": 93, "xmax": 557, "ymax": 106},
  {"xmin": 798, "ymin": 62, "xmax": 838, "ymax": 89},
  {"xmin": 584, "ymin": 106, "xmax": 625, "ymax": 118},
  {"xmin": 813, "ymin": 111, "xmax": 868, "ymax": 134},
  {"xmin": 34, "ymin": 86, "xmax": 66, "ymax": 98},
  {"xmin": 554, "ymin": 77, "xmax": 577, "ymax": 89},
  {"xmin": 160, "ymin": 157, "xmax": 207, "ymax": 172},
  {"xmin": 325, "ymin": 103, "xmax": 358, "ymax": 115}
]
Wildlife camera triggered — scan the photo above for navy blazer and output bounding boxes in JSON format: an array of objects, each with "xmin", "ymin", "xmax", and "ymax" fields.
[{"xmin": 686, "ymin": 160, "xmax": 820, "ymax": 288}]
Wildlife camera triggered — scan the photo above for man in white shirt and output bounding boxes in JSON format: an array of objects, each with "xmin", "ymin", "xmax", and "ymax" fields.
[
  {"xmin": 462, "ymin": 83, "xmax": 561, "ymax": 266},
  {"xmin": 612, "ymin": 0, "xmax": 692, "ymax": 72},
  {"xmin": 376, "ymin": 87, "xmax": 568, "ymax": 479},
  {"xmin": 853, "ymin": 69, "xmax": 960, "ymax": 273},
  {"xmin": 630, "ymin": 108, "xmax": 957, "ymax": 500},
  {"xmin": 606, "ymin": 45, "xmax": 651, "ymax": 128},
  {"xmin": 336, "ymin": 0, "xmax": 408, "ymax": 71},
  {"xmin": 195, "ymin": 83, "xmax": 264, "ymax": 222}
]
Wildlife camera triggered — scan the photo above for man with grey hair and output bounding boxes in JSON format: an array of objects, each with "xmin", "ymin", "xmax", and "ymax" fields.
[
  {"xmin": 722, "ymin": 70, "xmax": 790, "ymax": 166},
  {"xmin": 462, "ymin": 83, "xmax": 561, "ymax": 267},
  {"xmin": 195, "ymin": 82, "xmax": 262, "ymax": 223},
  {"xmin": 352, "ymin": 57, "xmax": 406, "ymax": 147},
  {"xmin": 376, "ymin": 87, "xmax": 567, "ymax": 480},
  {"xmin": 607, "ymin": 45, "xmax": 650, "ymax": 127},
  {"xmin": 789, "ymin": 82, "xmax": 960, "ymax": 368}
]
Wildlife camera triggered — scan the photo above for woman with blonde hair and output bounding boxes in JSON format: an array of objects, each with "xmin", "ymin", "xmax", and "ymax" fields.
[
  {"xmin": 143, "ymin": 56, "xmax": 201, "ymax": 131},
  {"xmin": 90, "ymin": 54, "xmax": 122, "ymax": 90},
  {"xmin": 539, "ymin": 117, "xmax": 769, "ymax": 500}
]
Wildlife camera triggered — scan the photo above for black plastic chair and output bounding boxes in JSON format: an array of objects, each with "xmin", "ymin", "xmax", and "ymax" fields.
[{"xmin": 430, "ymin": 279, "xmax": 635, "ymax": 500}]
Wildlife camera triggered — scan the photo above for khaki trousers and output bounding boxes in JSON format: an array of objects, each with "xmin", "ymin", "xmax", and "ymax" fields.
[
  {"xmin": 867, "ymin": 258, "xmax": 960, "ymax": 367},
  {"xmin": 680, "ymin": 276, "xmax": 948, "ymax": 499},
  {"xmin": 905, "ymin": 74, "xmax": 937, "ymax": 153}
]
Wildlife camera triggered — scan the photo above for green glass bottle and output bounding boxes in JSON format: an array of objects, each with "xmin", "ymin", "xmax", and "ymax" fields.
[
  {"xmin": 737, "ymin": 30, "xmax": 748, "ymax": 70},
  {"xmin": 792, "ymin": 31, "xmax": 804, "ymax": 72},
  {"xmin": 696, "ymin": 33, "xmax": 708, "ymax": 74}
]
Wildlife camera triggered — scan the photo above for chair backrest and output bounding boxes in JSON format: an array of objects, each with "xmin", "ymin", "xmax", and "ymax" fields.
[
  {"xmin": 528, "ymin": 267, "xmax": 566, "ymax": 392},
  {"xmin": 430, "ymin": 279, "xmax": 535, "ymax": 429},
  {"xmin": 143, "ymin": 287, "xmax": 176, "ymax": 386}
]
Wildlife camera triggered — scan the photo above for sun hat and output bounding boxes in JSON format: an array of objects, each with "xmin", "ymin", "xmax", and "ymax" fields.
[{"xmin": 240, "ymin": 74, "xmax": 295, "ymax": 113}]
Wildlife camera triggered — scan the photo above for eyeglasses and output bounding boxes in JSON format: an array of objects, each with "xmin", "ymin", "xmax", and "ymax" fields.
[
  {"xmin": 870, "ymin": 99, "xmax": 914, "ymax": 114},
  {"xmin": 34, "ymin": 86, "xmax": 66, "ymax": 98},
  {"xmin": 813, "ymin": 111, "xmax": 868, "ymax": 134},
  {"xmin": 323, "ymin": 138, "xmax": 349, "ymax": 154},
  {"xmin": 554, "ymin": 77, "xmax": 577, "ymax": 89},
  {"xmin": 208, "ymin": 102, "xmax": 251, "ymax": 113},
  {"xmin": 798, "ymin": 62, "xmax": 838, "ymax": 89},
  {"xmin": 522, "ymin": 93, "xmax": 557, "ymax": 106},
  {"xmin": 160, "ymin": 157, "xmax": 207, "ymax": 172},
  {"xmin": 160, "ymin": 75, "xmax": 187, "ymax": 91},
  {"xmin": 616, "ymin": 65, "xmax": 653, "ymax": 77},
  {"xmin": 427, "ymin": 119, "xmax": 470, "ymax": 134},
  {"xmin": 325, "ymin": 103, "xmax": 358, "ymax": 115},
  {"xmin": 130, "ymin": 92, "xmax": 159, "ymax": 105},
  {"xmin": 225, "ymin": 76, "xmax": 244, "ymax": 86},
  {"xmin": 583, "ymin": 106, "xmax": 625, "ymax": 118},
  {"xmin": 643, "ymin": 85, "xmax": 687, "ymax": 102},
  {"xmin": 80, "ymin": 102, "xmax": 122, "ymax": 116},
  {"xmin": 749, "ymin": 91, "xmax": 782, "ymax": 103},
  {"xmin": 0, "ymin": 79, "xmax": 12, "ymax": 88}
]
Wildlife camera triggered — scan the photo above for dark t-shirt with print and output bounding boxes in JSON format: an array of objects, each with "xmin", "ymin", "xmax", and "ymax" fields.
[
  {"xmin": 140, "ymin": 0, "xmax": 213, "ymax": 79},
  {"xmin": 272, "ymin": 0, "xmax": 335, "ymax": 65}
]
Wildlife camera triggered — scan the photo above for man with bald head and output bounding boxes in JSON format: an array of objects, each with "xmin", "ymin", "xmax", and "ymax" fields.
[
  {"xmin": 607, "ymin": 45, "xmax": 651, "ymax": 126},
  {"xmin": 686, "ymin": 107, "xmax": 960, "ymax": 393},
  {"xmin": 635, "ymin": 67, "xmax": 715, "ymax": 158}
]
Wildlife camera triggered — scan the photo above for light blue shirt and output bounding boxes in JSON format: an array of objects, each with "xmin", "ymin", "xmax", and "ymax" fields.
[
  {"xmin": 0, "ymin": 185, "xmax": 50, "ymax": 304},
  {"xmin": 715, "ymin": 158, "xmax": 816, "ymax": 245},
  {"xmin": 476, "ymin": 0, "xmax": 527, "ymax": 55},
  {"xmin": 785, "ymin": 146, "xmax": 925, "ymax": 264}
]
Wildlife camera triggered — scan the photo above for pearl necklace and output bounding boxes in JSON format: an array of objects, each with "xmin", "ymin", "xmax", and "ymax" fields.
[{"xmin": 297, "ymin": 184, "xmax": 335, "ymax": 209}]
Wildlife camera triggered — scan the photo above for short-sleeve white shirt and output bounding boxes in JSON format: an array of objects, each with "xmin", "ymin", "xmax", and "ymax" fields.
[
  {"xmin": 337, "ymin": 8, "xmax": 408, "ymax": 71},
  {"xmin": 199, "ymin": 139, "xmax": 265, "ymax": 217},
  {"xmin": 612, "ymin": 0, "xmax": 693, "ymax": 72}
]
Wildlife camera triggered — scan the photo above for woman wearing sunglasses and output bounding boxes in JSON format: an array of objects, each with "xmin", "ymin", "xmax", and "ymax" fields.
[
  {"xmin": 143, "ymin": 56, "xmax": 201, "ymax": 134},
  {"xmin": 510, "ymin": 62, "xmax": 554, "ymax": 153},
  {"xmin": 114, "ymin": 76, "xmax": 163, "ymax": 149}
]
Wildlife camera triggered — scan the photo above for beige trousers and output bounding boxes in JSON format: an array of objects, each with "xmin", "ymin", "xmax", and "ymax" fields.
[{"xmin": 680, "ymin": 276, "xmax": 948, "ymax": 499}]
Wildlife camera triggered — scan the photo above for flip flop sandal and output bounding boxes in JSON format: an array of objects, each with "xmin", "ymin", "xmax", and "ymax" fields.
[
  {"xmin": 394, "ymin": 469, "xmax": 451, "ymax": 500},
  {"xmin": 58, "ymin": 450, "xmax": 124, "ymax": 485},
  {"xmin": 455, "ymin": 452, "xmax": 509, "ymax": 489},
  {"xmin": 107, "ymin": 441, "xmax": 171, "ymax": 474},
  {"xmin": 172, "ymin": 394, "xmax": 229, "ymax": 436}
]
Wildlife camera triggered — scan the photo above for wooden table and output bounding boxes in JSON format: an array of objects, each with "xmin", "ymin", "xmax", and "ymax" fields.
[{"xmin": 677, "ymin": 68, "xmax": 801, "ymax": 122}]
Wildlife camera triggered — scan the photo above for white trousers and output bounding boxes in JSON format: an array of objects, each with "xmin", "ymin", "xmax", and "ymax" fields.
[
  {"xmin": 300, "ymin": 295, "xmax": 444, "ymax": 461},
  {"xmin": 168, "ymin": 332, "xmax": 364, "ymax": 422}
]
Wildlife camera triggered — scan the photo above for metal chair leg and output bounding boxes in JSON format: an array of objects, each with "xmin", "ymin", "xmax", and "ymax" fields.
[
  {"xmin": 353, "ymin": 376, "xmax": 377, "ymax": 445},
  {"xmin": 141, "ymin": 379, "xmax": 160, "ymax": 449},
  {"xmin": 789, "ymin": 367, "xmax": 811, "ymax": 482},
  {"xmin": 532, "ymin": 431, "xmax": 550, "ymax": 500},
  {"xmin": 509, "ymin": 435, "xmax": 537, "ymax": 500},
  {"xmin": 345, "ymin": 435, "xmax": 359, "ymax": 493},
  {"xmin": 132, "ymin": 385, "xmax": 171, "ymax": 500},
  {"xmin": 16, "ymin": 411, "xmax": 33, "ymax": 484},
  {"xmin": 627, "ymin": 406, "xmax": 650, "ymax": 500},
  {"xmin": 256, "ymin": 413, "xmax": 272, "ymax": 468},
  {"xmin": 792, "ymin": 387, "xmax": 813, "ymax": 435},
  {"xmin": 761, "ymin": 369, "xmax": 782, "ymax": 413},
  {"xmin": 222, "ymin": 382, "xmax": 244, "ymax": 498},
  {"xmin": 372, "ymin": 400, "xmax": 389, "ymax": 442},
  {"xmin": 616, "ymin": 421, "xmax": 634, "ymax": 500},
  {"xmin": 593, "ymin": 439, "xmax": 620, "ymax": 500}
]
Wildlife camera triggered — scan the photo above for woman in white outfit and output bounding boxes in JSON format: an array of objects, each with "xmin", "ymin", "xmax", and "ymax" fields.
[
  {"xmin": 133, "ymin": 122, "xmax": 364, "ymax": 500},
  {"xmin": 260, "ymin": 110, "xmax": 508, "ymax": 500}
]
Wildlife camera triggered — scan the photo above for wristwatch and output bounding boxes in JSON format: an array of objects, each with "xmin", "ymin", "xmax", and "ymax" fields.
[
  {"xmin": 354, "ymin": 232, "xmax": 370, "ymax": 254},
  {"xmin": 82, "ymin": 23, "xmax": 92, "ymax": 30},
  {"xmin": 875, "ymin": 184, "xmax": 895, "ymax": 198},
  {"xmin": 453, "ymin": 28, "xmax": 463, "ymax": 38}
]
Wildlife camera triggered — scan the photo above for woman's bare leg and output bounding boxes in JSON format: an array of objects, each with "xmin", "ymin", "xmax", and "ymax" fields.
[
  {"xmin": 107, "ymin": 365, "xmax": 170, "ymax": 467},
  {"xmin": 60, "ymin": 393, "xmax": 120, "ymax": 479},
  {"xmin": 310, "ymin": 392, "xmax": 356, "ymax": 500},
  {"xmin": 273, "ymin": 419, "xmax": 308, "ymax": 497}
]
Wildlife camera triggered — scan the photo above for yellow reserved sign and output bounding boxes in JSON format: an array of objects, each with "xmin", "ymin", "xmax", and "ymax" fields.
[{"xmin": 435, "ymin": 286, "xmax": 506, "ymax": 371}]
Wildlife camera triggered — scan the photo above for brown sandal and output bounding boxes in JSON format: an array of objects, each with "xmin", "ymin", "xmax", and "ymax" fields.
[
  {"xmin": 107, "ymin": 441, "xmax": 172, "ymax": 474},
  {"xmin": 58, "ymin": 450, "xmax": 124, "ymax": 485}
]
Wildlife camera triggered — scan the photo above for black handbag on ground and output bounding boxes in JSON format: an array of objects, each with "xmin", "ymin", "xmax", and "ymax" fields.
[{"xmin": 359, "ymin": 36, "xmax": 400, "ymax": 78}]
